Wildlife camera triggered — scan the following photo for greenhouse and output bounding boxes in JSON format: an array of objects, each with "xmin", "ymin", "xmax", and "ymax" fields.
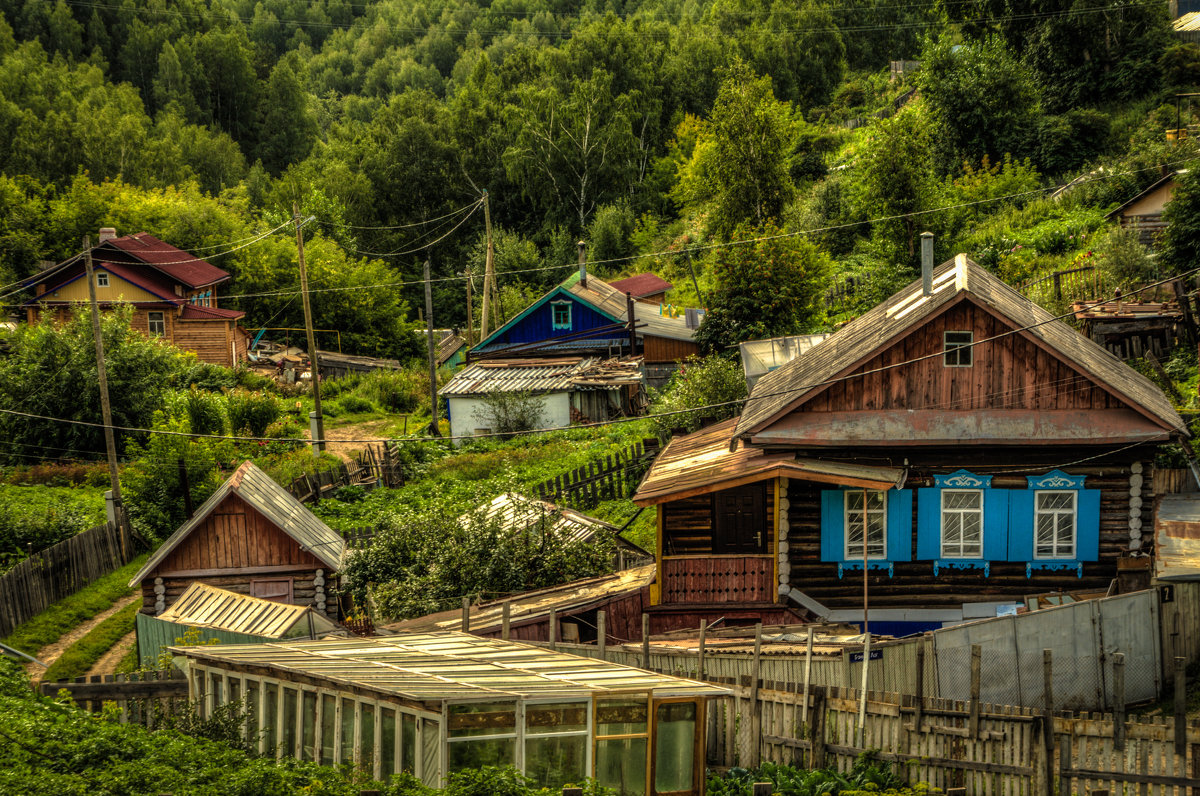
[{"xmin": 171, "ymin": 632, "xmax": 729, "ymax": 795}]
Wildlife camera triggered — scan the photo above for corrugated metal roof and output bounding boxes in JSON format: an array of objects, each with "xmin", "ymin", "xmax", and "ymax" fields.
[
  {"xmin": 736, "ymin": 255, "xmax": 1185, "ymax": 440},
  {"xmin": 609, "ymin": 273, "xmax": 673, "ymax": 298},
  {"xmin": 1154, "ymin": 493, "xmax": 1200, "ymax": 581},
  {"xmin": 129, "ymin": 461, "xmax": 345, "ymax": 586},
  {"xmin": 1175, "ymin": 11, "xmax": 1200, "ymax": 31},
  {"xmin": 159, "ymin": 582, "xmax": 337, "ymax": 637},
  {"xmin": 103, "ymin": 233, "xmax": 231, "ymax": 288},
  {"xmin": 387, "ymin": 566, "xmax": 656, "ymax": 634},
  {"xmin": 441, "ymin": 358, "xmax": 593, "ymax": 397},
  {"xmin": 475, "ymin": 492, "xmax": 649, "ymax": 552},
  {"xmin": 173, "ymin": 631, "xmax": 730, "ymax": 701},
  {"xmin": 634, "ymin": 418, "xmax": 907, "ymax": 505}
]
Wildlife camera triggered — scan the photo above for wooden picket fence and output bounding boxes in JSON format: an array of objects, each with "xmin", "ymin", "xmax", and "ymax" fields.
[
  {"xmin": 40, "ymin": 669, "xmax": 190, "ymax": 727},
  {"xmin": 533, "ymin": 438, "xmax": 661, "ymax": 509},
  {"xmin": 285, "ymin": 443, "xmax": 400, "ymax": 503},
  {"xmin": 0, "ymin": 521, "xmax": 134, "ymax": 638}
]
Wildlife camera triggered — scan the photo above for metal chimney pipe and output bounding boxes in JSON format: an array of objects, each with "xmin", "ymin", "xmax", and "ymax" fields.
[
  {"xmin": 577, "ymin": 240, "xmax": 587, "ymax": 287},
  {"xmin": 920, "ymin": 232, "xmax": 934, "ymax": 297}
]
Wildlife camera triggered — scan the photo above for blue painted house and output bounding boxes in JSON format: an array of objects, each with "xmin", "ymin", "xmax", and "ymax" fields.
[{"xmin": 633, "ymin": 255, "xmax": 1183, "ymax": 635}]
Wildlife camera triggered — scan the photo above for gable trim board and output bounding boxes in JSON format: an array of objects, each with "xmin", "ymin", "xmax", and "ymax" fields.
[
  {"xmin": 128, "ymin": 461, "xmax": 344, "ymax": 587},
  {"xmin": 735, "ymin": 255, "xmax": 1185, "ymax": 444}
]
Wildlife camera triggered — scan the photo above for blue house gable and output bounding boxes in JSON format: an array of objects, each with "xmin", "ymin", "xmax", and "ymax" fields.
[{"xmin": 474, "ymin": 285, "xmax": 627, "ymax": 355}]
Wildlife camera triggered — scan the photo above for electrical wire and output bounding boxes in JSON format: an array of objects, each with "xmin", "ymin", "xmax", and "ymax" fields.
[
  {"xmin": 353, "ymin": 199, "xmax": 484, "ymax": 257},
  {"xmin": 326, "ymin": 198, "xmax": 485, "ymax": 231}
]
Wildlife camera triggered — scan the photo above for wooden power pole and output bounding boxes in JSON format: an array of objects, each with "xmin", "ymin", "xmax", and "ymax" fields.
[
  {"xmin": 464, "ymin": 267, "xmax": 474, "ymax": 347},
  {"xmin": 294, "ymin": 206, "xmax": 324, "ymax": 456},
  {"xmin": 480, "ymin": 191, "xmax": 495, "ymax": 341},
  {"xmin": 424, "ymin": 258, "xmax": 441, "ymax": 436},
  {"xmin": 83, "ymin": 235, "xmax": 128, "ymax": 554}
]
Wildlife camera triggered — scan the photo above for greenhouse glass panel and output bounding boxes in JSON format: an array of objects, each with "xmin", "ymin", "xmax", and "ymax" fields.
[
  {"xmin": 361, "ymin": 703, "xmax": 375, "ymax": 773},
  {"xmin": 381, "ymin": 708, "xmax": 397, "ymax": 779},
  {"xmin": 525, "ymin": 734, "xmax": 587, "ymax": 789},
  {"xmin": 301, "ymin": 692, "xmax": 317, "ymax": 761},
  {"xmin": 448, "ymin": 736, "xmax": 516, "ymax": 771},
  {"xmin": 421, "ymin": 719, "xmax": 441, "ymax": 788},
  {"xmin": 281, "ymin": 687, "xmax": 298, "ymax": 758},
  {"xmin": 340, "ymin": 698, "xmax": 356, "ymax": 764},
  {"xmin": 595, "ymin": 737, "xmax": 647, "ymax": 796},
  {"xmin": 263, "ymin": 683, "xmax": 279, "ymax": 756},
  {"xmin": 447, "ymin": 702, "xmax": 517, "ymax": 737},
  {"xmin": 320, "ymin": 694, "xmax": 336, "ymax": 765},
  {"xmin": 401, "ymin": 713, "xmax": 417, "ymax": 773},
  {"xmin": 653, "ymin": 702, "xmax": 696, "ymax": 793},
  {"xmin": 244, "ymin": 680, "xmax": 258, "ymax": 744},
  {"xmin": 596, "ymin": 698, "xmax": 648, "ymax": 735}
]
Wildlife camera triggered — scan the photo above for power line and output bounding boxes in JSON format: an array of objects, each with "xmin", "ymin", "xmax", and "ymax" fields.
[{"xmin": 325, "ymin": 198, "xmax": 485, "ymax": 231}]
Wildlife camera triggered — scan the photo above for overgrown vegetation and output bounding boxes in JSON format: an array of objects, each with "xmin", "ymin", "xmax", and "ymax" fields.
[
  {"xmin": 0, "ymin": 484, "xmax": 106, "ymax": 568},
  {"xmin": 649, "ymin": 355, "xmax": 748, "ymax": 436},
  {"xmin": 707, "ymin": 756, "xmax": 917, "ymax": 796}
]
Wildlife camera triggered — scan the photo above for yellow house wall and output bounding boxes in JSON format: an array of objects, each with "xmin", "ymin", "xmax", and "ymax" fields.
[
  {"xmin": 1121, "ymin": 182, "xmax": 1176, "ymax": 218},
  {"xmin": 48, "ymin": 274, "xmax": 163, "ymax": 304}
]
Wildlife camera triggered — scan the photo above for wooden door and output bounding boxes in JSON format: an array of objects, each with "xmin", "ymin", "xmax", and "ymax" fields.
[
  {"xmin": 250, "ymin": 577, "xmax": 294, "ymax": 603},
  {"xmin": 713, "ymin": 485, "xmax": 766, "ymax": 554}
]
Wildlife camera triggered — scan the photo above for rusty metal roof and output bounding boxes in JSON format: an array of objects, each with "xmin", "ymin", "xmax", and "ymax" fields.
[
  {"xmin": 609, "ymin": 273, "xmax": 673, "ymax": 298},
  {"xmin": 633, "ymin": 418, "xmax": 906, "ymax": 505},
  {"xmin": 736, "ymin": 255, "xmax": 1185, "ymax": 441},
  {"xmin": 475, "ymin": 493, "xmax": 651, "ymax": 555},
  {"xmin": 1154, "ymin": 492, "xmax": 1200, "ymax": 581},
  {"xmin": 160, "ymin": 582, "xmax": 338, "ymax": 638},
  {"xmin": 129, "ymin": 461, "xmax": 345, "ymax": 586},
  {"xmin": 172, "ymin": 631, "xmax": 729, "ymax": 702},
  {"xmin": 440, "ymin": 357, "xmax": 642, "ymax": 397},
  {"xmin": 385, "ymin": 565, "xmax": 656, "ymax": 634}
]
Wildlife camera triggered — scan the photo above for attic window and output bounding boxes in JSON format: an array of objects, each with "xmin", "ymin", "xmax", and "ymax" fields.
[
  {"xmin": 551, "ymin": 300, "xmax": 571, "ymax": 330},
  {"xmin": 96, "ymin": 272, "xmax": 109, "ymax": 288},
  {"xmin": 944, "ymin": 331, "xmax": 972, "ymax": 367}
]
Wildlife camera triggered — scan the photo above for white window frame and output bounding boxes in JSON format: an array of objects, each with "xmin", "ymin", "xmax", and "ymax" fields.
[
  {"xmin": 147, "ymin": 311, "xmax": 166, "ymax": 337},
  {"xmin": 522, "ymin": 698, "xmax": 592, "ymax": 788},
  {"xmin": 844, "ymin": 490, "xmax": 887, "ymax": 560},
  {"xmin": 940, "ymin": 489, "xmax": 984, "ymax": 559},
  {"xmin": 1034, "ymin": 490, "xmax": 1077, "ymax": 559},
  {"xmin": 445, "ymin": 699, "xmax": 519, "ymax": 774},
  {"xmin": 96, "ymin": 272, "xmax": 109, "ymax": 288},
  {"xmin": 944, "ymin": 330, "xmax": 973, "ymax": 367}
]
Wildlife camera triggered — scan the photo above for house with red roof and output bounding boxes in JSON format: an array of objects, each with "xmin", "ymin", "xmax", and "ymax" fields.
[
  {"xmin": 608, "ymin": 272, "xmax": 673, "ymax": 304},
  {"xmin": 23, "ymin": 228, "xmax": 249, "ymax": 368}
]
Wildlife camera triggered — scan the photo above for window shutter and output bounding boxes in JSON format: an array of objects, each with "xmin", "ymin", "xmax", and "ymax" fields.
[
  {"xmin": 1077, "ymin": 489, "xmax": 1101, "ymax": 561},
  {"xmin": 820, "ymin": 490, "xmax": 844, "ymax": 562},
  {"xmin": 916, "ymin": 488, "xmax": 940, "ymax": 560},
  {"xmin": 983, "ymin": 489, "xmax": 1010, "ymax": 561},
  {"xmin": 887, "ymin": 489, "xmax": 912, "ymax": 561},
  {"xmin": 1008, "ymin": 489, "xmax": 1035, "ymax": 561}
]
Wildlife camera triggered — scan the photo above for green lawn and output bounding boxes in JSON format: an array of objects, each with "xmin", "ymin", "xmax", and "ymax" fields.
[{"xmin": 41, "ymin": 602, "xmax": 140, "ymax": 682}]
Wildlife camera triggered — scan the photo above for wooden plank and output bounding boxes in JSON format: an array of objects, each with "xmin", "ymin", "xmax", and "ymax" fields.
[
  {"xmin": 821, "ymin": 742, "xmax": 1035, "ymax": 776},
  {"xmin": 1065, "ymin": 768, "xmax": 1200, "ymax": 788}
]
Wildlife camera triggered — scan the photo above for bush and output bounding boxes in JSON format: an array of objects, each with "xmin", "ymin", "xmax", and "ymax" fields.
[
  {"xmin": 0, "ymin": 486, "xmax": 104, "ymax": 569},
  {"xmin": 356, "ymin": 369, "xmax": 423, "ymax": 413},
  {"xmin": 225, "ymin": 389, "xmax": 281, "ymax": 437},
  {"xmin": 471, "ymin": 391, "xmax": 546, "ymax": 438},
  {"xmin": 649, "ymin": 356, "xmax": 748, "ymax": 437},
  {"xmin": 183, "ymin": 387, "xmax": 226, "ymax": 437},
  {"xmin": 337, "ymin": 394, "xmax": 375, "ymax": 414}
]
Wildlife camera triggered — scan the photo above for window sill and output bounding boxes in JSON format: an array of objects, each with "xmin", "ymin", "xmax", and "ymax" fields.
[
  {"xmin": 838, "ymin": 561, "xmax": 893, "ymax": 578},
  {"xmin": 1026, "ymin": 561, "xmax": 1083, "ymax": 578},
  {"xmin": 934, "ymin": 559, "xmax": 989, "ymax": 577}
]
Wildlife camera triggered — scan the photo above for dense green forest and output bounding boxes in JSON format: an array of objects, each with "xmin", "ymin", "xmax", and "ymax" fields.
[{"xmin": 0, "ymin": 0, "xmax": 1193, "ymax": 359}]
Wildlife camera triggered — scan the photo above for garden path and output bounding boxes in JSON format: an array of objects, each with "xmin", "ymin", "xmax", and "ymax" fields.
[
  {"xmin": 85, "ymin": 629, "xmax": 137, "ymax": 677},
  {"xmin": 26, "ymin": 594, "xmax": 140, "ymax": 687}
]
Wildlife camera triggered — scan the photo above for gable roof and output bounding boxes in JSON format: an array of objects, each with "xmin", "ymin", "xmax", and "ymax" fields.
[
  {"xmin": 474, "ymin": 492, "xmax": 652, "ymax": 557},
  {"xmin": 735, "ymin": 254, "xmax": 1185, "ymax": 440},
  {"xmin": 129, "ymin": 461, "xmax": 345, "ymax": 586},
  {"xmin": 101, "ymin": 233, "xmax": 231, "ymax": 288},
  {"xmin": 564, "ymin": 273, "xmax": 696, "ymax": 343},
  {"xmin": 1104, "ymin": 170, "xmax": 1187, "ymax": 221},
  {"xmin": 609, "ymin": 273, "xmax": 673, "ymax": 298}
]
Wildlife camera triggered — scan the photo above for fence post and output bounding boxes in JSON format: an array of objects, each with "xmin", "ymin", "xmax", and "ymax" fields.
[
  {"xmin": 697, "ymin": 619, "xmax": 707, "ymax": 681},
  {"xmin": 801, "ymin": 626, "xmax": 813, "ymax": 726},
  {"xmin": 597, "ymin": 611, "xmax": 606, "ymax": 659},
  {"xmin": 1175, "ymin": 656, "xmax": 1187, "ymax": 755},
  {"xmin": 461, "ymin": 596, "xmax": 470, "ymax": 633},
  {"xmin": 969, "ymin": 644, "xmax": 981, "ymax": 740},
  {"xmin": 752, "ymin": 622, "xmax": 763, "ymax": 766},
  {"xmin": 809, "ymin": 687, "xmax": 826, "ymax": 769},
  {"xmin": 913, "ymin": 636, "xmax": 925, "ymax": 733},
  {"xmin": 856, "ymin": 632, "xmax": 870, "ymax": 747},
  {"xmin": 501, "ymin": 602, "xmax": 510, "ymax": 641},
  {"xmin": 642, "ymin": 613, "xmax": 650, "ymax": 669},
  {"xmin": 1112, "ymin": 652, "xmax": 1125, "ymax": 751},
  {"xmin": 549, "ymin": 608, "xmax": 557, "ymax": 651},
  {"xmin": 1042, "ymin": 649, "xmax": 1055, "ymax": 796}
]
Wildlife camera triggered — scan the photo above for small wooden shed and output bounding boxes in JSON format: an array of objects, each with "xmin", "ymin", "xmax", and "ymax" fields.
[
  {"xmin": 136, "ymin": 582, "xmax": 339, "ymax": 665},
  {"xmin": 173, "ymin": 632, "xmax": 729, "ymax": 794},
  {"xmin": 129, "ymin": 461, "xmax": 345, "ymax": 619}
]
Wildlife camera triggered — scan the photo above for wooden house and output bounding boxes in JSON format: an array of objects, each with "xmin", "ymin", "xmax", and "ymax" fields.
[
  {"xmin": 470, "ymin": 267, "xmax": 699, "ymax": 387},
  {"xmin": 1104, "ymin": 170, "xmax": 1185, "ymax": 246},
  {"xmin": 22, "ymin": 229, "xmax": 248, "ymax": 367},
  {"xmin": 128, "ymin": 461, "xmax": 345, "ymax": 620},
  {"xmin": 609, "ymin": 273, "xmax": 673, "ymax": 305},
  {"xmin": 634, "ymin": 255, "xmax": 1185, "ymax": 635},
  {"xmin": 174, "ymin": 632, "xmax": 727, "ymax": 793}
]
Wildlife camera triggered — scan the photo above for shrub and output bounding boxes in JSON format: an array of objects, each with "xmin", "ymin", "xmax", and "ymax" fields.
[
  {"xmin": 356, "ymin": 369, "xmax": 422, "ymax": 413},
  {"xmin": 471, "ymin": 391, "xmax": 546, "ymax": 438},
  {"xmin": 178, "ymin": 362, "xmax": 238, "ymax": 391},
  {"xmin": 183, "ymin": 387, "xmax": 226, "ymax": 437},
  {"xmin": 337, "ymin": 394, "xmax": 375, "ymax": 414},
  {"xmin": 649, "ymin": 356, "xmax": 748, "ymax": 436},
  {"xmin": 225, "ymin": 389, "xmax": 281, "ymax": 437}
]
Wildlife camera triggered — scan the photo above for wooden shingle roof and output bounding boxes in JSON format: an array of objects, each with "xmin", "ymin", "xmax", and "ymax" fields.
[{"xmin": 735, "ymin": 255, "xmax": 1186, "ymax": 441}]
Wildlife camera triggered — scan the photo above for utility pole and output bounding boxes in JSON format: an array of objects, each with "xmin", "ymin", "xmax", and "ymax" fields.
[
  {"xmin": 83, "ymin": 235, "xmax": 128, "ymax": 556},
  {"xmin": 684, "ymin": 245, "xmax": 705, "ymax": 307},
  {"xmin": 464, "ymin": 267, "xmax": 474, "ymax": 347},
  {"xmin": 480, "ymin": 191, "xmax": 495, "ymax": 341},
  {"xmin": 294, "ymin": 206, "xmax": 324, "ymax": 456},
  {"xmin": 424, "ymin": 258, "xmax": 441, "ymax": 437}
]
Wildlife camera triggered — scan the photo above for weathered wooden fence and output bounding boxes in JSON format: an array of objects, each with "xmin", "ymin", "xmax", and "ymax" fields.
[
  {"xmin": 285, "ymin": 443, "xmax": 399, "ymax": 503},
  {"xmin": 41, "ymin": 669, "xmax": 190, "ymax": 726},
  {"xmin": 533, "ymin": 438, "xmax": 661, "ymax": 508},
  {"xmin": 0, "ymin": 521, "xmax": 134, "ymax": 638},
  {"xmin": 1018, "ymin": 264, "xmax": 1097, "ymax": 306}
]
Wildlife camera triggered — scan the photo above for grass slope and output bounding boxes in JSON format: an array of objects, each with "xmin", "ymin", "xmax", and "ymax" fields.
[
  {"xmin": 1, "ymin": 555, "xmax": 146, "ymax": 656},
  {"xmin": 41, "ymin": 602, "xmax": 139, "ymax": 682}
]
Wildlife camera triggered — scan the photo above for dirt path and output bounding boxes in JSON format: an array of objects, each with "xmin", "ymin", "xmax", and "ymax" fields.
[
  {"xmin": 85, "ymin": 628, "xmax": 137, "ymax": 678},
  {"xmin": 307, "ymin": 419, "xmax": 395, "ymax": 460},
  {"xmin": 26, "ymin": 594, "xmax": 141, "ymax": 686}
]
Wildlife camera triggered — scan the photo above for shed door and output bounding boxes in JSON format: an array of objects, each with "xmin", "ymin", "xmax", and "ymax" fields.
[
  {"xmin": 250, "ymin": 578, "xmax": 294, "ymax": 603},
  {"xmin": 713, "ymin": 484, "xmax": 766, "ymax": 554}
]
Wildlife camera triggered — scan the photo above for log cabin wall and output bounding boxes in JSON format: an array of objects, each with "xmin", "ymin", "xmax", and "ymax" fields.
[
  {"xmin": 798, "ymin": 301, "xmax": 1125, "ymax": 413},
  {"xmin": 138, "ymin": 494, "xmax": 338, "ymax": 618},
  {"xmin": 661, "ymin": 487, "xmax": 776, "ymax": 555},
  {"xmin": 173, "ymin": 318, "xmax": 238, "ymax": 367},
  {"xmin": 784, "ymin": 451, "xmax": 1147, "ymax": 612}
]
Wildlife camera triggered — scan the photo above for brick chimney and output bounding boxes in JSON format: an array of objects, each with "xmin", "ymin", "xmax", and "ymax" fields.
[{"xmin": 98, "ymin": 227, "xmax": 117, "ymax": 242}]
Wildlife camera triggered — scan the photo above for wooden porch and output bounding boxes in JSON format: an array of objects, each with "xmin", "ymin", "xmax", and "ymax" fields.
[{"xmin": 659, "ymin": 555, "xmax": 775, "ymax": 605}]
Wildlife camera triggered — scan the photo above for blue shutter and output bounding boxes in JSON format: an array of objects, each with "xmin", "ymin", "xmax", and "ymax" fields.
[
  {"xmin": 1077, "ymin": 489, "xmax": 1101, "ymax": 561},
  {"xmin": 916, "ymin": 488, "xmax": 940, "ymax": 560},
  {"xmin": 983, "ymin": 489, "xmax": 1010, "ymax": 561},
  {"xmin": 1008, "ymin": 489, "xmax": 1035, "ymax": 561},
  {"xmin": 820, "ymin": 490, "xmax": 844, "ymax": 562},
  {"xmin": 887, "ymin": 489, "xmax": 912, "ymax": 562}
]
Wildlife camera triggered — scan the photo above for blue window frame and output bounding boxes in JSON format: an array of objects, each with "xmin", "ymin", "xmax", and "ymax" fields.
[
  {"xmin": 551, "ymin": 301, "xmax": 572, "ymax": 330},
  {"xmin": 916, "ymin": 470, "xmax": 1009, "ymax": 576},
  {"xmin": 1008, "ymin": 470, "xmax": 1099, "ymax": 578},
  {"xmin": 820, "ymin": 488, "xmax": 912, "ymax": 577}
]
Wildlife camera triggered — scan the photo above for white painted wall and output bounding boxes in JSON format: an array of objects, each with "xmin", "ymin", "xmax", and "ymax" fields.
[{"xmin": 447, "ymin": 391, "xmax": 571, "ymax": 444}]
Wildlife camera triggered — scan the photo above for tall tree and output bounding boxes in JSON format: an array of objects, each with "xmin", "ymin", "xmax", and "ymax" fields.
[{"xmin": 856, "ymin": 108, "xmax": 940, "ymax": 263}]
